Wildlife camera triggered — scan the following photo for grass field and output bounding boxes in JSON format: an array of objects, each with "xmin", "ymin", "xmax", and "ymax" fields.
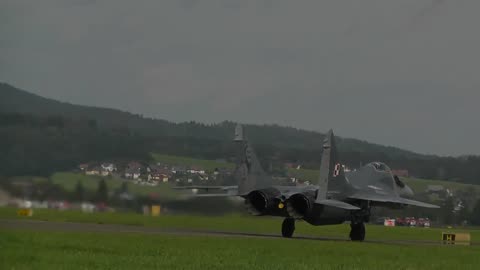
[
  {"xmin": 33, "ymin": 172, "xmax": 181, "ymax": 200},
  {"xmin": 2, "ymin": 229, "xmax": 480, "ymax": 270},
  {"xmin": 11, "ymin": 154, "xmax": 480, "ymax": 202},
  {"xmin": 44, "ymin": 169, "xmax": 480, "ymax": 202},
  {"xmin": 151, "ymin": 153, "xmax": 234, "ymax": 172},
  {"xmin": 1, "ymin": 207, "xmax": 479, "ymax": 243},
  {"xmin": 2, "ymin": 207, "xmax": 480, "ymax": 269}
]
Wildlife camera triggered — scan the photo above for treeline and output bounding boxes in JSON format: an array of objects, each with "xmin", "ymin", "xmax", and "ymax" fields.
[
  {"xmin": 0, "ymin": 113, "xmax": 150, "ymax": 176},
  {"xmin": 2, "ymin": 79, "xmax": 480, "ymax": 183},
  {"xmin": 1, "ymin": 112, "xmax": 480, "ymax": 185},
  {"xmin": 4, "ymin": 82, "xmax": 480, "ymax": 184}
]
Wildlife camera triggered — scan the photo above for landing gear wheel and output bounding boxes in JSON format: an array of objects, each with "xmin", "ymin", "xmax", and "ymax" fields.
[
  {"xmin": 349, "ymin": 222, "xmax": 365, "ymax": 242},
  {"xmin": 281, "ymin": 218, "xmax": 295, "ymax": 238}
]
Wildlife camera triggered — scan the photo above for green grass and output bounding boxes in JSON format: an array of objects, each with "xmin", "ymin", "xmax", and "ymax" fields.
[
  {"xmin": 36, "ymin": 172, "xmax": 181, "ymax": 200},
  {"xmin": 151, "ymin": 153, "xmax": 234, "ymax": 172},
  {"xmin": 402, "ymin": 177, "xmax": 480, "ymax": 194},
  {"xmin": 16, "ymin": 154, "xmax": 480, "ymax": 201},
  {"xmin": 1, "ymin": 207, "xmax": 479, "ymax": 243},
  {"xmin": 288, "ymin": 168, "xmax": 319, "ymax": 183},
  {"xmin": 1, "ymin": 229, "xmax": 480, "ymax": 270}
]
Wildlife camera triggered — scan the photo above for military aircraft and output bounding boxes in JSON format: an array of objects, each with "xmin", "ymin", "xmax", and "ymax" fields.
[{"xmin": 177, "ymin": 124, "xmax": 439, "ymax": 241}]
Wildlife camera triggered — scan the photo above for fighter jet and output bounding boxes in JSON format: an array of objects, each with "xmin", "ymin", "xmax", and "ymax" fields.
[{"xmin": 177, "ymin": 124, "xmax": 439, "ymax": 241}]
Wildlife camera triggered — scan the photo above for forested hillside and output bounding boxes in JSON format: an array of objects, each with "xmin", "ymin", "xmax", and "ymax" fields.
[
  {"xmin": 0, "ymin": 83, "xmax": 419, "ymax": 153},
  {"xmin": 1, "ymin": 82, "xmax": 480, "ymax": 184}
]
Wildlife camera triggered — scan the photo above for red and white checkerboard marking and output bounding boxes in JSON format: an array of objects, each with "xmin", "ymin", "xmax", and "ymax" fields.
[{"xmin": 333, "ymin": 163, "xmax": 341, "ymax": 177}]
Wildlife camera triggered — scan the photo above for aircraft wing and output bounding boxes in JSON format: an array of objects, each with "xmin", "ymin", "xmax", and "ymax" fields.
[
  {"xmin": 184, "ymin": 193, "xmax": 238, "ymax": 197},
  {"xmin": 173, "ymin": 185, "xmax": 238, "ymax": 191},
  {"xmin": 348, "ymin": 191, "xmax": 440, "ymax": 208},
  {"xmin": 316, "ymin": 199, "xmax": 360, "ymax": 210},
  {"xmin": 396, "ymin": 197, "xmax": 440, "ymax": 208},
  {"xmin": 174, "ymin": 185, "xmax": 239, "ymax": 197}
]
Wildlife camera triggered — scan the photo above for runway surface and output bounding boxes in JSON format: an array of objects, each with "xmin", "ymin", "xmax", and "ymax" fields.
[{"xmin": 1, "ymin": 218, "xmax": 466, "ymax": 246}]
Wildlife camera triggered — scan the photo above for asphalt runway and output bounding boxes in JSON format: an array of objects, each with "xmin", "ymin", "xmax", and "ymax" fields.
[{"xmin": 1, "ymin": 219, "xmax": 465, "ymax": 246}]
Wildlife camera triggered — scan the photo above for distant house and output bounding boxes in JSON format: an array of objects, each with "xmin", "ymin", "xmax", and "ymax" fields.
[
  {"xmin": 101, "ymin": 163, "xmax": 116, "ymax": 173},
  {"xmin": 78, "ymin": 163, "xmax": 89, "ymax": 171},
  {"xmin": 187, "ymin": 166, "xmax": 206, "ymax": 175},
  {"xmin": 124, "ymin": 161, "xmax": 143, "ymax": 179},
  {"xmin": 171, "ymin": 166, "xmax": 187, "ymax": 174},
  {"xmin": 150, "ymin": 166, "xmax": 172, "ymax": 183},
  {"xmin": 392, "ymin": 169, "xmax": 409, "ymax": 177},
  {"xmin": 125, "ymin": 168, "xmax": 141, "ymax": 179},
  {"xmin": 127, "ymin": 161, "xmax": 143, "ymax": 169},
  {"xmin": 85, "ymin": 166, "xmax": 101, "ymax": 176}
]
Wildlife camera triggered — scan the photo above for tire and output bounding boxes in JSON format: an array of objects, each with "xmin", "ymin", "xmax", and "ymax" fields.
[
  {"xmin": 350, "ymin": 222, "xmax": 365, "ymax": 242},
  {"xmin": 282, "ymin": 218, "xmax": 295, "ymax": 238}
]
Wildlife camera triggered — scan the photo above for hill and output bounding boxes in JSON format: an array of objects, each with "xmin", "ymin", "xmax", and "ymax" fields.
[
  {"xmin": 0, "ymin": 82, "xmax": 420, "ymax": 154},
  {"xmin": 1, "ymin": 82, "xmax": 480, "ymax": 185}
]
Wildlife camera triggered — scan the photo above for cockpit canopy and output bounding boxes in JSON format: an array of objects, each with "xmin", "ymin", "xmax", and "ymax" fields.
[{"xmin": 367, "ymin": 162, "xmax": 391, "ymax": 172}]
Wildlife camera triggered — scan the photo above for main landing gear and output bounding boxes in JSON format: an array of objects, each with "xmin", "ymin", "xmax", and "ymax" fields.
[
  {"xmin": 281, "ymin": 218, "xmax": 295, "ymax": 238},
  {"xmin": 349, "ymin": 222, "xmax": 365, "ymax": 241},
  {"xmin": 349, "ymin": 202, "xmax": 369, "ymax": 242}
]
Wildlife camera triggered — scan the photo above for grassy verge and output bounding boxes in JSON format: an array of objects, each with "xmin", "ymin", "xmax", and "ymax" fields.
[
  {"xmin": 151, "ymin": 153, "xmax": 234, "ymax": 172},
  {"xmin": 1, "ymin": 229, "xmax": 479, "ymax": 270},
  {"xmin": 38, "ymin": 172, "xmax": 180, "ymax": 199},
  {"xmin": 1, "ymin": 207, "xmax": 479, "ymax": 243}
]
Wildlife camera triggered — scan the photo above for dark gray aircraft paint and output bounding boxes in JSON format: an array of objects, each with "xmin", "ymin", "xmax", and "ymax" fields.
[{"xmin": 176, "ymin": 124, "xmax": 439, "ymax": 241}]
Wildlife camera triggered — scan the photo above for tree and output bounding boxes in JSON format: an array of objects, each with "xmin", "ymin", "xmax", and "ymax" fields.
[
  {"xmin": 442, "ymin": 196, "xmax": 455, "ymax": 225},
  {"xmin": 470, "ymin": 199, "xmax": 480, "ymax": 225},
  {"xmin": 94, "ymin": 179, "xmax": 108, "ymax": 203},
  {"xmin": 120, "ymin": 181, "xmax": 128, "ymax": 193},
  {"xmin": 456, "ymin": 200, "xmax": 470, "ymax": 226},
  {"xmin": 73, "ymin": 181, "xmax": 85, "ymax": 202}
]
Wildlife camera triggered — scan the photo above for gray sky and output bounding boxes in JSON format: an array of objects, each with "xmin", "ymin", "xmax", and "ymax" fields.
[{"xmin": 2, "ymin": 0, "xmax": 480, "ymax": 156}]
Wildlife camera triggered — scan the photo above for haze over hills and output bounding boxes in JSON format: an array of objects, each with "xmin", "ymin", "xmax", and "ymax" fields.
[
  {"xmin": 1, "ymin": 82, "xmax": 479, "ymax": 185},
  {"xmin": 0, "ymin": 82, "xmax": 424, "ymax": 157}
]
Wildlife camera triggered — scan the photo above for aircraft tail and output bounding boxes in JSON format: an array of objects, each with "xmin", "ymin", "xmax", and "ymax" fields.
[
  {"xmin": 233, "ymin": 124, "xmax": 272, "ymax": 195},
  {"xmin": 316, "ymin": 129, "xmax": 350, "ymax": 201}
]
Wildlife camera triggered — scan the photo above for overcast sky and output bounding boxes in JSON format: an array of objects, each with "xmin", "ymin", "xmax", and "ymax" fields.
[{"xmin": 2, "ymin": 0, "xmax": 480, "ymax": 156}]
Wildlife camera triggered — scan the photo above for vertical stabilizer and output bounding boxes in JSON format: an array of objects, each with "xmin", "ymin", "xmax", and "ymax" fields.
[
  {"xmin": 234, "ymin": 124, "xmax": 244, "ymax": 142},
  {"xmin": 316, "ymin": 129, "xmax": 349, "ymax": 201},
  {"xmin": 233, "ymin": 124, "xmax": 272, "ymax": 195}
]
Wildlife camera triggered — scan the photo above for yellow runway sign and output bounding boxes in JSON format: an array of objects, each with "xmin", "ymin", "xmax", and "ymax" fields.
[
  {"xmin": 442, "ymin": 232, "xmax": 471, "ymax": 245},
  {"xmin": 17, "ymin": 208, "xmax": 33, "ymax": 217},
  {"xmin": 151, "ymin": 205, "xmax": 161, "ymax": 217}
]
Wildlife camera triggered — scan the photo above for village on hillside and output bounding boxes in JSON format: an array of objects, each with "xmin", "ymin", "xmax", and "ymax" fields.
[{"xmin": 77, "ymin": 160, "xmax": 234, "ymax": 186}]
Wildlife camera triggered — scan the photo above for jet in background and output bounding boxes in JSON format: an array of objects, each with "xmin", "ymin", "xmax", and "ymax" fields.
[{"xmin": 177, "ymin": 125, "xmax": 439, "ymax": 241}]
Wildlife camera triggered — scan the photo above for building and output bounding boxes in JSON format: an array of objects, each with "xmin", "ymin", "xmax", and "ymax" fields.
[
  {"xmin": 124, "ymin": 161, "xmax": 143, "ymax": 179},
  {"xmin": 187, "ymin": 165, "xmax": 206, "ymax": 175},
  {"xmin": 171, "ymin": 166, "xmax": 187, "ymax": 174},
  {"xmin": 85, "ymin": 166, "xmax": 101, "ymax": 176},
  {"xmin": 78, "ymin": 163, "xmax": 89, "ymax": 171},
  {"xmin": 125, "ymin": 168, "xmax": 141, "ymax": 179},
  {"xmin": 150, "ymin": 167, "xmax": 172, "ymax": 183},
  {"xmin": 101, "ymin": 163, "xmax": 117, "ymax": 173}
]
